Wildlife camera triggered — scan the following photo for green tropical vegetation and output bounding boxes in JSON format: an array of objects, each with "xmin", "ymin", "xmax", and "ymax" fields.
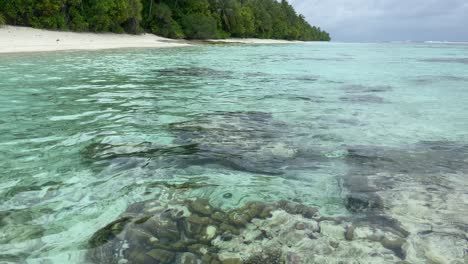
[
  {"xmin": 0, "ymin": 13, "xmax": 5, "ymax": 26},
  {"xmin": 0, "ymin": 0, "xmax": 330, "ymax": 41}
]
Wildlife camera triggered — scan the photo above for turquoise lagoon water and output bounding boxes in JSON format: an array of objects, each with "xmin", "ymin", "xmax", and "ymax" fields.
[{"xmin": 0, "ymin": 43, "xmax": 467, "ymax": 263}]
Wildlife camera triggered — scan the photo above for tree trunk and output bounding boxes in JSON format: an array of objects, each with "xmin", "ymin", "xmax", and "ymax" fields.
[{"xmin": 149, "ymin": 0, "xmax": 154, "ymax": 17}]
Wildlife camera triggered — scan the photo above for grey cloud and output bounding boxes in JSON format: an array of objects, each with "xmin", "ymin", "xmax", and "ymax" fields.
[{"xmin": 288, "ymin": 0, "xmax": 468, "ymax": 42}]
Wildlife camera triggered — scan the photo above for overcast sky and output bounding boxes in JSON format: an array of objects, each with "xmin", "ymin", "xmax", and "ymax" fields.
[{"xmin": 289, "ymin": 0, "xmax": 468, "ymax": 42}]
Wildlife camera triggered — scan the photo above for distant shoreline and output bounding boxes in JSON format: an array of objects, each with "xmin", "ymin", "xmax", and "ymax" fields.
[{"xmin": 0, "ymin": 26, "xmax": 299, "ymax": 54}]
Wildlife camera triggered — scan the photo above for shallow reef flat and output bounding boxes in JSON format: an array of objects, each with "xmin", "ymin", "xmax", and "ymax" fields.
[
  {"xmin": 87, "ymin": 193, "xmax": 411, "ymax": 264},
  {"xmin": 342, "ymin": 142, "xmax": 468, "ymax": 264},
  {"xmin": 81, "ymin": 111, "xmax": 468, "ymax": 264},
  {"xmin": 1, "ymin": 42, "xmax": 468, "ymax": 263},
  {"xmin": 86, "ymin": 164, "xmax": 468, "ymax": 264}
]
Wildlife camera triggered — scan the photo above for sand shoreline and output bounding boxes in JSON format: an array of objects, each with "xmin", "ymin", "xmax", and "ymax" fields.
[
  {"xmin": 0, "ymin": 26, "xmax": 191, "ymax": 53},
  {"xmin": 205, "ymin": 38, "xmax": 301, "ymax": 44},
  {"xmin": 0, "ymin": 26, "xmax": 298, "ymax": 54}
]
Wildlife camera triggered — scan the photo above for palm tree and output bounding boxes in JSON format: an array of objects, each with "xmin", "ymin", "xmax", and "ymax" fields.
[
  {"xmin": 148, "ymin": 0, "xmax": 154, "ymax": 17},
  {"xmin": 217, "ymin": 0, "xmax": 235, "ymax": 31}
]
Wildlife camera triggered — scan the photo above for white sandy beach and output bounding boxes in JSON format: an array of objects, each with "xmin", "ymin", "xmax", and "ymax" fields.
[
  {"xmin": 0, "ymin": 26, "xmax": 299, "ymax": 54},
  {"xmin": 0, "ymin": 26, "xmax": 190, "ymax": 53}
]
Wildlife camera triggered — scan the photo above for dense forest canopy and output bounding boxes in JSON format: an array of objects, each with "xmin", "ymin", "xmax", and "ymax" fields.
[{"xmin": 0, "ymin": 0, "xmax": 331, "ymax": 41}]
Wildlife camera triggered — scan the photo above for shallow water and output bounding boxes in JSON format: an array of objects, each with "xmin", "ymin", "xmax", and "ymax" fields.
[{"xmin": 0, "ymin": 43, "xmax": 467, "ymax": 263}]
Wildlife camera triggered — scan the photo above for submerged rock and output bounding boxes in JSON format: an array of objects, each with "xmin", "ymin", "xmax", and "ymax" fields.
[
  {"xmin": 87, "ymin": 199, "xmax": 295, "ymax": 264},
  {"xmin": 278, "ymin": 200, "xmax": 318, "ymax": 218},
  {"xmin": 342, "ymin": 141, "xmax": 468, "ymax": 263},
  {"xmin": 380, "ymin": 237, "xmax": 406, "ymax": 259},
  {"xmin": 339, "ymin": 94, "xmax": 385, "ymax": 103},
  {"xmin": 89, "ymin": 217, "xmax": 132, "ymax": 248},
  {"xmin": 345, "ymin": 141, "xmax": 468, "ymax": 176},
  {"xmin": 81, "ymin": 142, "xmax": 197, "ymax": 162},
  {"xmin": 345, "ymin": 193, "xmax": 383, "ymax": 212},
  {"xmin": 88, "ymin": 196, "xmax": 412, "ymax": 264},
  {"xmin": 155, "ymin": 67, "xmax": 233, "ymax": 79},
  {"xmin": 344, "ymin": 224, "xmax": 355, "ymax": 241},
  {"xmin": 214, "ymin": 210, "xmax": 405, "ymax": 263},
  {"xmin": 168, "ymin": 111, "xmax": 298, "ymax": 175},
  {"xmin": 175, "ymin": 252, "xmax": 201, "ymax": 264},
  {"xmin": 81, "ymin": 111, "xmax": 305, "ymax": 175},
  {"xmin": 188, "ymin": 198, "xmax": 214, "ymax": 216},
  {"xmin": 244, "ymin": 250, "xmax": 282, "ymax": 264},
  {"xmin": 341, "ymin": 84, "xmax": 393, "ymax": 93},
  {"xmin": 146, "ymin": 248, "xmax": 176, "ymax": 263},
  {"xmin": 223, "ymin": 193, "xmax": 233, "ymax": 199}
]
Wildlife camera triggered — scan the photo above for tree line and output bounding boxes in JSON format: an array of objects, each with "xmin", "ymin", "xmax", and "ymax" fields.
[{"xmin": 0, "ymin": 0, "xmax": 331, "ymax": 41}]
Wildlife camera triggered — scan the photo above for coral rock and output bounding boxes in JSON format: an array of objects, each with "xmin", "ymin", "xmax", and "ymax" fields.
[
  {"xmin": 189, "ymin": 199, "xmax": 214, "ymax": 216},
  {"xmin": 146, "ymin": 249, "xmax": 176, "ymax": 263}
]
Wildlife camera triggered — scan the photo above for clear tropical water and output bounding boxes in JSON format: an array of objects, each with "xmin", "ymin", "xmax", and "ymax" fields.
[{"xmin": 0, "ymin": 43, "xmax": 467, "ymax": 263}]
